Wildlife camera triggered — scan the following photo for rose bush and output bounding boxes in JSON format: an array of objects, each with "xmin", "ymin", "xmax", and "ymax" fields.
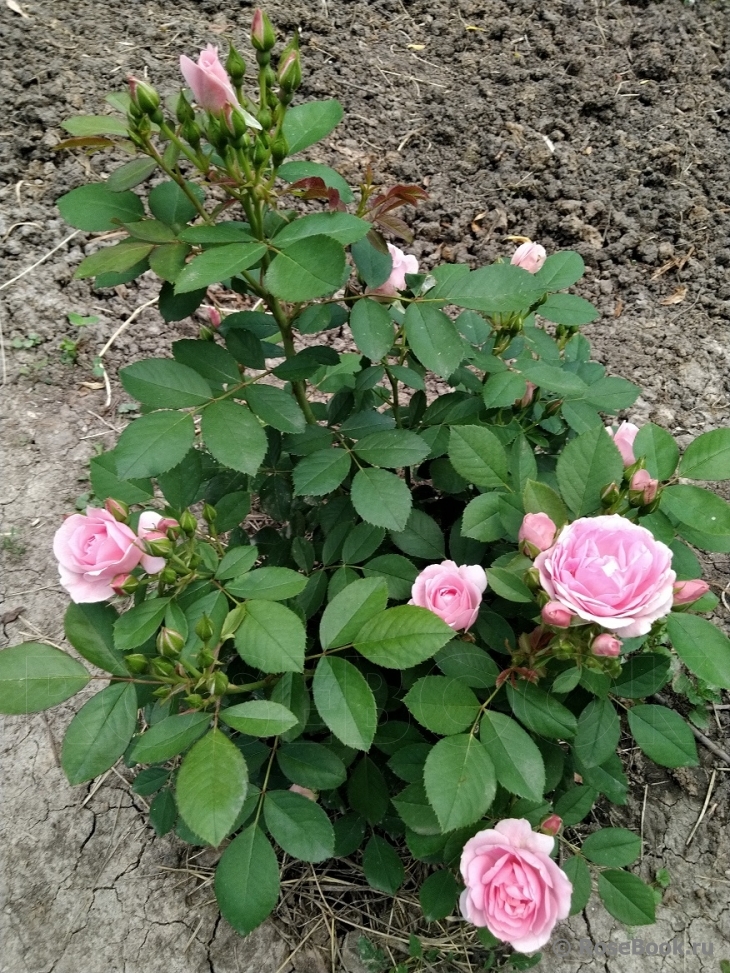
[{"xmin": 2, "ymin": 9, "xmax": 730, "ymax": 963}]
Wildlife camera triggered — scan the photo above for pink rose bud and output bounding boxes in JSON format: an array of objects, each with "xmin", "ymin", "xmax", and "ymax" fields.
[
  {"xmin": 251, "ymin": 9, "xmax": 276, "ymax": 52},
  {"xmin": 518, "ymin": 512, "xmax": 557, "ymax": 557},
  {"xmin": 104, "ymin": 497, "xmax": 129, "ymax": 523},
  {"xmin": 289, "ymin": 784, "xmax": 317, "ymax": 802},
  {"xmin": 459, "ymin": 819, "xmax": 572, "ymax": 952},
  {"xmin": 368, "ymin": 244, "xmax": 419, "ymax": 298},
  {"xmin": 510, "ymin": 242, "xmax": 547, "ymax": 274},
  {"xmin": 111, "ymin": 573, "xmax": 140, "ymax": 597},
  {"xmin": 410, "ymin": 560, "xmax": 487, "ymax": 632},
  {"xmin": 607, "ymin": 421, "xmax": 640, "ymax": 467},
  {"xmin": 136, "ymin": 511, "xmax": 169, "ymax": 575},
  {"xmin": 629, "ymin": 469, "xmax": 659, "ymax": 506},
  {"xmin": 515, "ymin": 380, "xmax": 537, "ymax": 410},
  {"xmin": 207, "ymin": 307, "xmax": 222, "ymax": 329},
  {"xmin": 180, "ymin": 45, "xmax": 238, "ymax": 113},
  {"xmin": 673, "ymin": 579, "xmax": 710, "ymax": 606},
  {"xmin": 541, "ymin": 601, "xmax": 573, "ymax": 629},
  {"xmin": 277, "ymin": 48, "xmax": 302, "ymax": 93},
  {"xmin": 127, "ymin": 76, "xmax": 161, "ymax": 115},
  {"xmin": 591, "ymin": 633, "xmax": 622, "ymax": 657},
  {"xmin": 540, "ymin": 815, "xmax": 562, "ymax": 837}
]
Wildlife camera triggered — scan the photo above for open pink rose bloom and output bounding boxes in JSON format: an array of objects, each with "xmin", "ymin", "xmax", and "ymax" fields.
[
  {"xmin": 369, "ymin": 243, "xmax": 419, "ymax": 297},
  {"xmin": 409, "ymin": 560, "xmax": 487, "ymax": 631},
  {"xmin": 535, "ymin": 514, "xmax": 675, "ymax": 637},
  {"xmin": 460, "ymin": 819, "xmax": 572, "ymax": 952},
  {"xmin": 180, "ymin": 45, "xmax": 237, "ymax": 113}
]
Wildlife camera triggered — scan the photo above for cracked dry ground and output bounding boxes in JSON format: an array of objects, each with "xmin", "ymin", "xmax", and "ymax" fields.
[{"xmin": 2, "ymin": 0, "xmax": 730, "ymax": 970}]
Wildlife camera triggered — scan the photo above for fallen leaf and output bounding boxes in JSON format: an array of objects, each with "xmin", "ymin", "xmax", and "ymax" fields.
[
  {"xmin": 660, "ymin": 286, "xmax": 687, "ymax": 305},
  {"xmin": 614, "ymin": 300, "xmax": 623, "ymax": 317},
  {"xmin": 6, "ymin": 0, "xmax": 29, "ymax": 16}
]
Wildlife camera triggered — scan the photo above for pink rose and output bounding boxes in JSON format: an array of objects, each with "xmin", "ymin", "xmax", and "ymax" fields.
[
  {"xmin": 136, "ymin": 511, "xmax": 168, "ymax": 574},
  {"xmin": 629, "ymin": 469, "xmax": 658, "ymax": 505},
  {"xmin": 54, "ymin": 508, "xmax": 159, "ymax": 604},
  {"xmin": 607, "ymin": 421, "xmax": 640, "ymax": 467},
  {"xmin": 591, "ymin": 633, "xmax": 622, "ymax": 657},
  {"xmin": 535, "ymin": 515, "xmax": 676, "ymax": 638},
  {"xmin": 460, "ymin": 818, "xmax": 572, "ymax": 952},
  {"xmin": 541, "ymin": 600, "xmax": 573, "ymax": 629},
  {"xmin": 369, "ymin": 244, "xmax": 419, "ymax": 297},
  {"xmin": 511, "ymin": 242, "xmax": 547, "ymax": 274},
  {"xmin": 409, "ymin": 560, "xmax": 487, "ymax": 631},
  {"xmin": 673, "ymin": 579, "xmax": 710, "ymax": 606},
  {"xmin": 540, "ymin": 815, "xmax": 562, "ymax": 836},
  {"xmin": 515, "ymin": 380, "xmax": 537, "ymax": 410},
  {"xmin": 519, "ymin": 512, "xmax": 557, "ymax": 557},
  {"xmin": 289, "ymin": 784, "xmax": 317, "ymax": 802},
  {"xmin": 180, "ymin": 45, "xmax": 237, "ymax": 113}
]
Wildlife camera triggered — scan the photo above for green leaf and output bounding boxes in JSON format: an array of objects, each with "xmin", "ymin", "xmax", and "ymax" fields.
[
  {"xmin": 215, "ymin": 825, "xmax": 280, "ymax": 935},
  {"xmin": 353, "ymin": 430, "xmax": 430, "ymax": 469},
  {"xmin": 265, "ymin": 235, "xmax": 347, "ymax": 301},
  {"xmin": 275, "ymin": 212, "xmax": 369, "ymax": 247},
  {"xmin": 391, "ymin": 509, "xmax": 445, "ymax": 560},
  {"xmin": 424, "ymin": 734, "xmax": 496, "ymax": 832},
  {"xmin": 158, "ymin": 281, "xmax": 206, "ymax": 323},
  {"xmin": 507, "ymin": 681, "xmax": 578, "ymax": 739},
  {"xmin": 583, "ymin": 376, "xmax": 640, "ymax": 413},
  {"xmin": 351, "ymin": 468, "xmax": 412, "ymax": 531},
  {"xmin": 557, "ymin": 426, "xmax": 624, "ymax": 517},
  {"xmin": 113, "ymin": 598, "xmax": 169, "ymax": 652},
  {"xmin": 563, "ymin": 856, "xmax": 592, "ymax": 915},
  {"xmin": 442, "ymin": 263, "xmax": 545, "ymax": 316},
  {"xmin": 419, "ymin": 870, "xmax": 459, "ymax": 922},
  {"xmin": 89, "ymin": 452, "xmax": 153, "ymax": 505},
  {"xmin": 461, "ymin": 494, "xmax": 504, "ymax": 542},
  {"xmin": 393, "ymin": 781, "xmax": 442, "ymax": 835},
  {"xmin": 225, "ymin": 567, "xmax": 306, "ymax": 602},
  {"xmin": 354, "ymin": 605, "xmax": 454, "ymax": 669},
  {"xmin": 124, "ymin": 219, "xmax": 178, "ymax": 243},
  {"xmin": 313, "ymin": 657, "xmax": 378, "ymax": 751},
  {"xmin": 610, "ymin": 653, "xmax": 671, "ymax": 698},
  {"xmin": 245, "ymin": 384, "xmax": 306, "ymax": 434},
  {"xmin": 172, "ymin": 339, "xmax": 241, "ymax": 387},
  {"xmin": 64, "ymin": 603, "xmax": 127, "ymax": 677},
  {"xmin": 574, "ymin": 698, "xmax": 621, "ymax": 769},
  {"xmin": 389, "ymin": 745, "xmax": 431, "ymax": 784},
  {"xmin": 264, "ymin": 790, "xmax": 334, "ymax": 862},
  {"xmin": 404, "ymin": 676, "xmax": 480, "ymax": 735},
  {"xmin": 115, "ymin": 411, "xmax": 195, "ymax": 479},
  {"xmin": 522, "ymin": 479, "xmax": 569, "ymax": 526},
  {"xmin": 533, "ymin": 251, "xmax": 585, "ymax": 291},
  {"xmin": 362, "ymin": 554, "xmax": 417, "ymax": 600},
  {"xmin": 293, "ymin": 448, "xmax": 352, "ymax": 496},
  {"xmin": 129, "ymin": 712, "xmax": 210, "ymax": 764},
  {"xmin": 482, "ymin": 372, "xmax": 527, "ymax": 410},
  {"xmin": 119, "ymin": 358, "xmax": 212, "ymax": 409},
  {"xmin": 74, "ymin": 239, "xmax": 154, "ymax": 279},
  {"xmin": 216, "ymin": 545, "xmax": 259, "ymax": 581},
  {"xmin": 351, "ymin": 236, "xmax": 392, "ymax": 288},
  {"xmin": 235, "ymin": 600, "xmax": 305, "ymax": 673},
  {"xmin": 634, "ymin": 423, "xmax": 679, "ymax": 480},
  {"xmin": 201, "ymin": 400, "xmax": 267, "ymax": 475},
  {"xmin": 486, "ymin": 568, "xmax": 533, "ymax": 603},
  {"xmin": 554, "ymin": 785, "xmax": 598, "ymax": 826},
  {"xmin": 277, "ymin": 160, "xmax": 354, "ymax": 202},
  {"xmin": 582, "ymin": 828, "xmax": 641, "ymax": 867},
  {"xmin": 362, "ymin": 835, "xmax": 404, "ymax": 894},
  {"xmin": 277, "ymin": 741, "xmax": 347, "ymax": 790},
  {"xmin": 666, "ymin": 613, "xmax": 730, "ymax": 688},
  {"xmin": 349, "ymin": 298, "xmax": 394, "ymax": 361},
  {"xmin": 149, "ymin": 242, "xmax": 191, "ymax": 282},
  {"xmin": 320, "ymin": 577, "xmax": 388, "ymax": 650},
  {"xmin": 106, "ymin": 157, "xmax": 157, "ymax": 192},
  {"xmin": 149, "ymin": 788, "xmax": 177, "ymax": 836},
  {"xmin": 179, "ymin": 222, "xmax": 253, "ymax": 244},
  {"xmin": 219, "ymin": 701, "xmax": 298, "ymax": 737},
  {"xmin": 57, "ymin": 184, "xmax": 144, "ymax": 231},
  {"xmin": 175, "ymin": 242, "xmax": 266, "ymax": 294},
  {"xmin": 404, "ymin": 303, "xmax": 465, "ymax": 379},
  {"xmin": 435, "ymin": 642, "xmax": 498, "ymax": 690},
  {"xmin": 132, "ymin": 767, "xmax": 170, "ymax": 797},
  {"xmin": 176, "ymin": 729, "xmax": 247, "ymax": 846},
  {"xmin": 283, "ymin": 98, "xmax": 344, "ymax": 154},
  {"xmin": 518, "ymin": 362, "xmax": 588, "ymax": 398},
  {"xmin": 342, "ymin": 523, "xmax": 386, "ymax": 564},
  {"xmin": 661, "ymin": 484, "xmax": 730, "ymax": 538},
  {"xmin": 479, "ymin": 712, "xmax": 545, "ymax": 801},
  {"xmin": 0, "ymin": 643, "xmax": 89, "ymax": 715},
  {"xmin": 348, "ymin": 756, "xmax": 390, "ymax": 824},
  {"xmin": 678, "ymin": 429, "xmax": 730, "ymax": 480},
  {"xmin": 598, "ymin": 870, "xmax": 656, "ymax": 926},
  {"xmin": 61, "ymin": 683, "xmax": 137, "ymax": 785},
  {"xmin": 539, "ymin": 293, "xmax": 598, "ymax": 325},
  {"xmin": 149, "ymin": 179, "xmax": 204, "ymax": 226},
  {"xmin": 448, "ymin": 426, "xmax": 508, "ymax": 488},
  {"xmin": 333, "ymin": 812, "xmax": 367, "ymax": 857},
  {"xmin": 627, "ymin": 704, "xmax": 698, "ymax": 767}
]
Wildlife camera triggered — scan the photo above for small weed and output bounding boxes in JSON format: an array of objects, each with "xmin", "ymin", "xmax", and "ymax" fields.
[
  {"xmin": 11, "ymin": 332, "xmax": 43, "ymax": 350},
  {"xmin": 1, "ymin": 529, "xmax": 27, "ymax": 559},
  {"xmin": 59, "ymin": 336, "xmax": 81, "ymax": 364}
]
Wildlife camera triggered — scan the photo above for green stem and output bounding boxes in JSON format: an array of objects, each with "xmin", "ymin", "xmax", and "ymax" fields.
[{"xmin": 142, "ymin": 137, "xmax": 211, "ymax": 224}]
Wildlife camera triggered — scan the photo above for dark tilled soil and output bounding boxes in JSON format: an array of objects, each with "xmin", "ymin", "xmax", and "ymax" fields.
[{"xmin": 1, "ymin": 1, "xmax": 729, "ymax": 971}]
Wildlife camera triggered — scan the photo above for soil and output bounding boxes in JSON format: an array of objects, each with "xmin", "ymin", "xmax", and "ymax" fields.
[{"xmin": 1, "ymin": 0, "xmax": 729, "ymax": 970}]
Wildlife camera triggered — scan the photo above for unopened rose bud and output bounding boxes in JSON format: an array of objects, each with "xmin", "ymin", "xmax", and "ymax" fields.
[
  {"xmin": 124, "ymin": 653, "xmax": 148, "ymax": 673},
  {"xmin": 271, "ymin": 135, "xmax": 289, "ymax": 167},
  {"xmin": 222, "ymin": 102, "xmax": 251, "ymax": 141},
  {"xmin": 158, "ymin": 517, "xmax": 180, "ymax": 536},
  {"xmin": 104, "ymin": 497, "xmax": 129, "ymax": 523},
  {"xmin": 159, "ymin": 567, "xmax": 178, "ymax": 585},
  {"xmin": 157, "ymin": 627, "xmax": 185, "ymax": 658},
  {"xmin": 607, "ymin": 421, "xmax": 640, "ymax": 467},
  {"xmin": 514, "ymin": 380, "xmax": 537, "ymax": 410},
  {"xmin": 207, "ymin": 307, "xmax": 222, "ymax": 329},
  {"xmin": 176, "ymin": 92, "xmax": 195, "ymax": 125},
  {"xmin": 518, "ymin": 512, "xmax": 557, "ymax": 557},
  {"xmin": 600, "ymin": 481, "xmax": 621, "ymax": 506},
  {"xmin": 629, "ymin": 469, "xmax": 659, "ymax": 506},
  {"xmin": 207, "ymin": 672, "xmax": 229, "ymax": 696},
  {"xmin": 112, "ymin": 573, "xmax": 139, "ymax": 596},
  {"xmin": 251, "ymin": 9, "xmax": 276, "ymax": 54},
  {"xmin": 591, "ymin": 633, "xmax": 622, "ymax": 658},
  {"xmin": 179, "ymin": 510, "xmax": 198, "ymax": 535},
  {"xmin": 184, "ymin": 693, "xmax": 205, "ymax": 708},
  {"xmin": 524, "ymin": 567, "xmax": 542, "ymax": 591},
  {"xmin": 199, "ymin": 325, "xmax": 215, "ymax": 341},
  {"xmin": 511, "ymin": 241, "xmax": 547, "ymax": 274},
  {"xmin": 545, "ymin": 398, "xmax": 563, "ymax": 416},
  {"xmin": 540, "ymin": 814, "xmax": 562, "ymax": 836},
  {"xmin": 226, "ymin": 43, "xmax": 246, "ymax": 85},
  {"xmin": 673, "ymin": 579, "xmax": 710, "ymax": 606},
  {"xmin": 541, "ymin": 601, "xmax": 573, "ymax": 629},
  {"xmin": 195, "ymin": 614, "xmax": 215, "ymax": 643},
  {"xmin": 143, "ymin": 535, "xmax": 174, "ymax": 558},
  {"xmin": 198, "ymin": 647, "xmax": 215, "ymax": 667},
  {"xmin": 128, "ymin": 76, "xmax": 162, "ymax": 118},
  {"xmin": 277, "ymin": 48, "xmax": 302, "ymax": 93},
  {"xmin": 202, "ymin": 503, "xmax": 217, "ymax": 525},
  {"xmin": 150, "ymin": 657, "xmax": 176, "ymax": 677},
  {"xmin": 289, "ymin": 784, "xmax": 318, "ymax": 802},
  {"xmin": 182, "ymin": 119, "xmax": 202, "ymax": 148},
  {"xmin": 253, "ymin": 136, "xmax": 269, "ymax": 166},
  {"xmin": 257, "ymin": 107, "xmax": 272, "ymax": 131}
]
